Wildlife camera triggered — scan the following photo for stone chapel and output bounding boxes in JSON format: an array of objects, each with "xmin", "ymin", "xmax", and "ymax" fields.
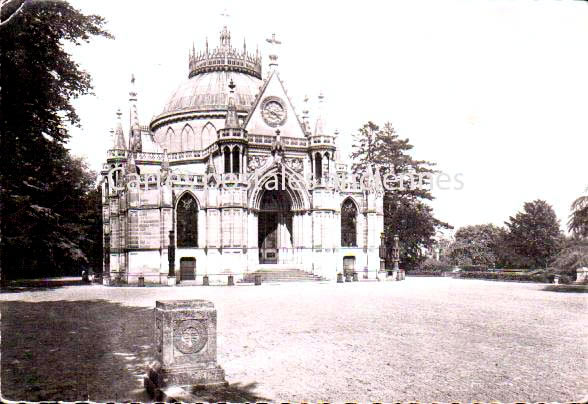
[{"xmin": 101, "ymin": 24, "xmax": 384, "ymax": 285}]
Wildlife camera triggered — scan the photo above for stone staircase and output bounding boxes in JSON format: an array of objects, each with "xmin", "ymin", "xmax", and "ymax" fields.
[{"xmin": 241, "ymin": 265, "xmax": 326, "ymax": 283}]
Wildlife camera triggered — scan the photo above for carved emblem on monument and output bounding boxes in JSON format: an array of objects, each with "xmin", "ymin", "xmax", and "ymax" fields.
[{"xmin": 174, "ymin": 320, "xmax": 208, "ymax": 354}]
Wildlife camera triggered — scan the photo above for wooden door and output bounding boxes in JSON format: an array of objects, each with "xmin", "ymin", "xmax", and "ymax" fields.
[
  {"xmin": 259, "ymin": 212, "xmax": 278, "ymax": 264},
  {"xmin": 179, "ymin": 258, "xmax": 196, "ymax": 281},
  {"xmin": 343, "ymin": 256, "xmax": 355, "ymax": 277}
]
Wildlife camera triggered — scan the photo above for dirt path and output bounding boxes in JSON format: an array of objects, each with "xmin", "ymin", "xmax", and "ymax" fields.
[{"xmin": 1, "ymin": 278, "xmax": 586, "ymax": 402}]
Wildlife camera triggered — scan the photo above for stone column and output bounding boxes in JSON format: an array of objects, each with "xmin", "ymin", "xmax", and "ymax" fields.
[
  {"xmin": 168, "ymin": 230, "xmax": 176, "ymax": 286},
  {"xmin": 144, "ymin": 300, "xmax": 227, "ymax": 399}
]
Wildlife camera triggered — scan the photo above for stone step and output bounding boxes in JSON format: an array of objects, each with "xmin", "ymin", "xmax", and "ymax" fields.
[{"xmin": 241, "ymin": 267, "xmax": 325, "ymax": 283}]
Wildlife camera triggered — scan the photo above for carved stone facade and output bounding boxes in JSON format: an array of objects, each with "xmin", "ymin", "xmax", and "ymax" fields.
[{"xmin": 100, "ymin": 24, "xmax": 384, "ymax": 285}]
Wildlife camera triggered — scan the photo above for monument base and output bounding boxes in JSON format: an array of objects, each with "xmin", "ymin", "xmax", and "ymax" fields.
[
  {"xmin": 144, "ymin": 360, "xmax": 227, "ymax": 400},
  {"xmin": 377, "ymin": 270, "xmax": 404, "ymax": 281},
  {"xmin": 102, "ymin": 276, "xmax": 111, "ymax": 286},
  {"xmin": 167, "ymin": 276, "xmax": 176, "ymax": 286}
]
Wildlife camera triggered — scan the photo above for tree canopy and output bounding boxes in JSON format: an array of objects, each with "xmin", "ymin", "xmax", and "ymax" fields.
[
  {"xmin": 503, "ymin": 200, "xmax": 563, "ymax": 269},
  {"xmin": 568, "ymin": 187, "xmax": 588, "ymax": 238},
  {"xmin": 351, "ymin": 121, "xmax": 451, "ymax": 269},
  {"xmin": 447, "ymin": 224, "xmax": 502, "ymax": 267},
  {"xmin": 1, "ymin": 0, "xmax": 111, "ymax": 279}
]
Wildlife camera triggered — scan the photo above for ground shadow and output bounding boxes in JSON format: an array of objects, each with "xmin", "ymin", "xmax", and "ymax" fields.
[
  {"xmin": 1, "ymin": 299, "xmax": 155, "ymax": 401},
  {"xmin": 1, "ymin": 299, "xmax": 269, "ymax": 402},
  {"xmin": 542, "ymin": 284, "xmax": 588, "ymax": 293},
  {"xmin": 187, "ymin": 382, "xmax": 269, "ymax": 402},
  {"xmin": 1, "ymin": 278, "xmax": 89, "ymax": 294}
]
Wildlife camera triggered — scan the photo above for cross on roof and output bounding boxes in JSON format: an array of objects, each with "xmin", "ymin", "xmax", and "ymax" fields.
[{"xmin": 266, "ymin": 33, "xmax": 282, "ymax": 45}]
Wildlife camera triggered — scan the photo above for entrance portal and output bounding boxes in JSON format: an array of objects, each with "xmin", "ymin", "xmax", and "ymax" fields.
[
  {"xmin": 343, "ymin": 256, "xmax": 356, "ymax": 277},
  {"xmin": 258, "ymin": 190, "xmax": 292, "ymax": 264}
]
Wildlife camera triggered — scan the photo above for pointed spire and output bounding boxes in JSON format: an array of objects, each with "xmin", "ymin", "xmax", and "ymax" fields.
[
  {"xmin": 126, "ymin": 152, "xmax": 137, "ymax": 174},
  {"xmin": 334, "ymin": 129, "xmax": 341, "ymax": 161},
  {"xmin": 129, "ymin": 74, "xmax": 139, "ymax": 129},
  {"xmin": 314, "ymin": 92, "xmax": 326, "ymax": 136},
  {"xmin": 114, "ymin": 109, "xmax": 126, "ymax": 150},
  {"xmin": 302, "ymin": 94, "xmax": 310, "ymax": 135},
  {"xmin": 206, "ymin": 154, "xmax": 216, "ymax": 174},
  {"xmin": 128, "ymin": 75, "xmax": 142, "ymax": 152},
  {"xmin": 224, "ymin": 79, "xmax": 240, "ymax": 129},
  {"xmin": 192, "ymin": 41, "xmax": 195, "ymax": 58}
]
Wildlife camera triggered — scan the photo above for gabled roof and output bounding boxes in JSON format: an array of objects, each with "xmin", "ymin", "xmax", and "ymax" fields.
[{"xmin": 243, "ymin": 70, "xmax": 308, "ymax": 138}]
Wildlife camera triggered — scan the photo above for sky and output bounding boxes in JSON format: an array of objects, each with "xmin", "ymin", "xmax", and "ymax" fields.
[{"xmin": 66, "ymin": 0, "xmax": 588, "ymax": 233}]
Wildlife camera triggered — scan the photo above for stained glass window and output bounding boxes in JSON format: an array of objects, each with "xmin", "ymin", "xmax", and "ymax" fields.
[
  {"xmin": 177, "ymin": 193, "xmax": 198, "ymax": 247},
  {"xmin": 341, "ymin": 198, "xmax": 357, "ymax": 247}
]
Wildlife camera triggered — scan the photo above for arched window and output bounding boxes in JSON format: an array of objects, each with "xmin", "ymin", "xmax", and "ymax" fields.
[
  {"xmin": 181, "ymin": 124, "xmax": 195, "ymax": 151},
  {"xmin": 166, "ymin": 127, "xmax": 176, "ymax": 152},
  {"xmin": 232, "ymin": 147, "xmax": 240, "ymax": 174},
  {"xmin": 177, "ymin": 193, "xmax": 198, "ymax": 247},
  {"xmin": 341, "ymin": 198, "xmax": 357, "ymax": 247},
  {"xmin": 224, "ymin": 147, "xmax": 231, "ymax": 173},
  {"xmin": 314, "ymin": 153, "xmax": 322, "ymax": 179},
  {"xmin": 201, "ymin": 122, "xmax": 217, "ymax": 149}
]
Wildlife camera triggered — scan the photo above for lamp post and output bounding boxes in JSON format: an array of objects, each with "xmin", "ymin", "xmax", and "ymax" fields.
[
  {"xmin": 378, "ymin": 232, "xmax": 388, "ymax": 280},
  {"xmin": 103, "ymin": 233, "xmax": 111, "ymax": 286},
  {"xmin": 392, "ymin": 234, "xmax": 400, "ymax": 271},
  {"xmin": 168, "ymin": 230, "xmax": 176, "ymax": 286}
]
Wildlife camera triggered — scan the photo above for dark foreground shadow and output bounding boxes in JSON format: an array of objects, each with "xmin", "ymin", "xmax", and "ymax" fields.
[
  {"xmin": 187, "ymin": 382, "xmax": 269, "ymax": 402},
  {"xmin": 542, "ymin": 284, "xmax": 588, "ymax": 293},
  {"xmin": 2, "ymin": 300, "xmax": 154, "ymax": 402},
  {"xmin": 1, "ymin": 299, "xmax": 268, "ymax": 402},
  {"xmin": 1, "ymin": 277, "xmax": 88, "ymax": 293}
]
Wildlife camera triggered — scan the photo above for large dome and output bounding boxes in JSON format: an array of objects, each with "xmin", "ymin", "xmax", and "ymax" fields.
[{"xmin": 159, "ymin": 71, "xmax": 262, "ymax": 116}]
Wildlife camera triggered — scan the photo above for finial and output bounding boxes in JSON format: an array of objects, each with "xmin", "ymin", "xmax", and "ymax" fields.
[
  {"xmin": 131, "ymin": 74, "xmax": 135, "ymax": 84},
  {"xmin": 220, "ymin": 8, "xmax": 230, "ymax": 26},
  {"xmin": 276, "ymin": 129, "xmax": 281, "ymax": 137},
  {"xmin": 266, "ymin": 32, "xmax": 282, "ymax": 70},
  {"xmin": 116, "ymin": 108, "xmax": 122, "ymax": 119},
  {"xmin": 318, "ymin": 92, "xmax": 324, "ymax": 102},
  {"xmin": 228, "ymin": 79, "xmax": 236, "ymax": 92}
]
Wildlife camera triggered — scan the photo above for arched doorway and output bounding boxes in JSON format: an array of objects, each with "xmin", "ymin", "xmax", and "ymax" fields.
[{"xmin": 258, "ymin": 190, "xmax": 293, "ymax": 264}]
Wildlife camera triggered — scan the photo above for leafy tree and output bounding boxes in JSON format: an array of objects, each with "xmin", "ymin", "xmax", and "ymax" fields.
[
  {"xmin": 1, "ymin": 0, "xmax": 111, "ymax": 280},
  {"xmin": 503, "ymin": 200, "xmax": 563, "ymax": 269},
  {"xmin": 568, "ymin": 186, "xmax": 588, "ymax": 238},
  {"xmin": 351, "ymin": 122, "xmax": 451, "ymax": 270},
  {"xmin": 551, "ymin": 237, "xmax": 588, "ymax": 278},
  {"xmin": 447, "ymin": 224, "xmax": 502, "ymax": 267}
]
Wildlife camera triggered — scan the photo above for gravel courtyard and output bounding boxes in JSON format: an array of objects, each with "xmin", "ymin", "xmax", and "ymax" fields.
[{"xmin": 1, "ymin": 277, "xmax": 586, "ymax": 402}]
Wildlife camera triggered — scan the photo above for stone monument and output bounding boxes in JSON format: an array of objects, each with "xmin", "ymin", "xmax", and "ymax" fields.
[
  {"xmin": 378, "ymin": 233, "xmax": 405, "ymax": 281},
  {"xmin": 144, "ymin": 300, "xmax": 227, "ymax": 399}
]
